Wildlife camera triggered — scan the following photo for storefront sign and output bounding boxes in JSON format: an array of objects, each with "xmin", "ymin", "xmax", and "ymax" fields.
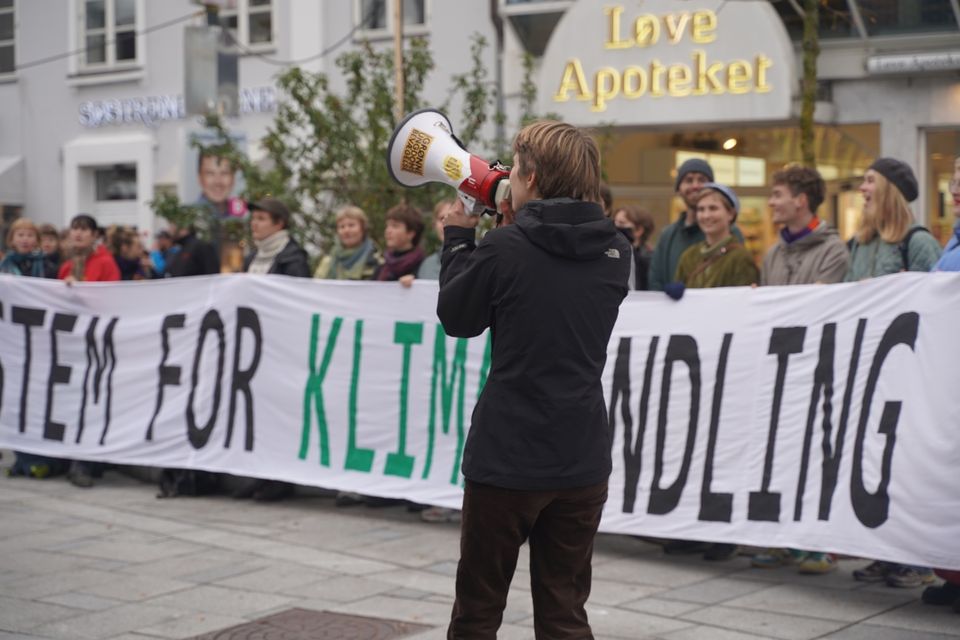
[
  {"xmin": 539, "ymin": 0, "xmax": 794, "ymax": 126},
  {"xmin": 78, "ymin": 86, "xmax": 277, "ymax": 129},
  {"xmin": 867, "ymin": 52, "xmax": 960, "ymax": 75},
  {"xmin": 1, "ymin": 273, "xmax": 959, "ymax": 570}
]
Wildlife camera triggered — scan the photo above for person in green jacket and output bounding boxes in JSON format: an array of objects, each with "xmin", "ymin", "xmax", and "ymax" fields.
[
  {"xmin": 845, "ymin": 158, "xmax": 941, "ymax": 281},
  {"xmin": 649, "ymin": 158, "xmax": 743, "ymax": 291}
]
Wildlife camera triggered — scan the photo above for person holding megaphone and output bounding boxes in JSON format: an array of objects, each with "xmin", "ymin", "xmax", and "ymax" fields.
[{"xmin": 428, "ymin": 120, "xmax": 632, "ymax": 638}]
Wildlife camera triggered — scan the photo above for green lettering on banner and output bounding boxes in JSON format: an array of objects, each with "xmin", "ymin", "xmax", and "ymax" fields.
[
  {"xmin": 298, "ymin": 314, "xmax": 343, "ymax": 466},
  {"xmin": 344, "ymin": 320, "xmax": 374, "ymax": 472},
  {"xmin": 385, "ymin": 322, "xmax": 423, "ymax": 478},
  {"xmin": 478, "ymin": 332, "xmax": 492, "ymax": 398},
  {"xmin": 422, "ymin": 325, "xmax": 468, "ymax": 482}
]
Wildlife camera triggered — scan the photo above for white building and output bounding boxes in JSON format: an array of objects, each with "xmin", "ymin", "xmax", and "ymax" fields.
[{"xmin": 1, "ymin": 0, "xmax": 959, "ymax": 258}]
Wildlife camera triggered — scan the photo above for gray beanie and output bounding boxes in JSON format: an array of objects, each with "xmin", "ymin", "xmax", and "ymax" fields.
[
  {"xmin": 675, "ymin": 158, "xmax": 714, "ymax": 191},
  {"xmin": 869, "ymin": 157, "xmax": 918, "ymax": 203}
]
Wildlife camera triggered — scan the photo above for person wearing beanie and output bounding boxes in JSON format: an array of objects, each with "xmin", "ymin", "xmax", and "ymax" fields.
[
  {"xmin": 648, "ymin": 158, "xmax": 744, "ymax": 291},
  {"xmin": 845, "ymin": 157, "xmax": 941, "ymax": 282}
]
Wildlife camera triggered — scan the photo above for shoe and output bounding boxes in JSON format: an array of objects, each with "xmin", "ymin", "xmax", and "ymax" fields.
[
  {"xmin": 663, "ymin": 540, "xmax": 712, "ymax": 555},
  {"xmin": 335, "ymin": 491, "xmax": 364, "ymax": 507},
  {"xmin": 798, "ymin": 552, "xmax": 837, "ymax": 575},
  {"xmin": 703, "ymin": 543, "xmax": 738, "ymax": 561},
  {"xmin": 232, "ymin": 479, "xmax": 266, "ymax": 499},
  {"xmin": 921, "ymin": 582, "xmax": 960, "ymax": 606},
  {"xmin": 252, "ymin": 481, "xmax": 293, "ymax": 502},
  {"xmin": 29, "ymin": 464, "xmax": 51, "ymax": 479},
  {"xmin": 752, "ymin": 548, "xmax": 807, "ymax": 569},
  {"xmin": 420, "ymin": 507, "xmax": 461, "ymax": 523},
  {"xmin": 364, "ymin": 496, "xmax": 404, "ymax": 508},
  {"xmin": 853, "ymin": 561, "xmax": 890, "ymax": 582},
  {"xmin": 68, "ymin": 470, "xmax": 94, "ymax": 488},
  {"xmin": 885, "ymin": 566, "xmax": 936, "ymax": 588}
]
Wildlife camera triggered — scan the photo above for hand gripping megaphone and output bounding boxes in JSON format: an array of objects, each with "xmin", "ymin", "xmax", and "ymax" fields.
[{"xmin": 386, "ymin": 109, "xmax": 511, "ymax": 216}]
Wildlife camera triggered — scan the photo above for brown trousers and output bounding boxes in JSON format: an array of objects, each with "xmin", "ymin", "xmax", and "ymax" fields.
[{"xmin": 448, "ymin": 479, "xmax": 608, "ymax": 640}]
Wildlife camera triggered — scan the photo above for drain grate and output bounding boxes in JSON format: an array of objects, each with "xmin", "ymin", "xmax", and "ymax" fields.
[{"xmin": 185, "ymin": 607, "xmax": 434, "ymax": 639}]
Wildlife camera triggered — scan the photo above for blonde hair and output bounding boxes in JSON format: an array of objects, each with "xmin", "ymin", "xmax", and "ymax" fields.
[
  {"xmin": 335, "ymin": 205, "xmax": 369, "ymax": 234},
  {"xmin": 6, "ymin": 218, "xmax": 40, "ymax": 248},
  {"xmin": 513, "ymin": 121, "xmax": 601, "ymax": 203},
  {"xmin": 856, "ymin": 171, "xmax": 913, "ymax": 244},
  {"xmin": 432, "ymin": 198, "xmax": 457, "ymax": 222}
]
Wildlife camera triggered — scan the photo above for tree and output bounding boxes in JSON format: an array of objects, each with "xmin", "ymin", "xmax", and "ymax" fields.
[{"xmin": 799, "ymin": 0, "xmax": 821, "ymax": 169}]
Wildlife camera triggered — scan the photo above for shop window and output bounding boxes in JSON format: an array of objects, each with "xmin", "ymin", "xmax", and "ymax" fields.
[
  {"xmin": 856, "ymin": 0, "xmax": 959, "ymax": 35},
  {"xmin": 77, "ymin": 0, "xmax": 142, "ymax": 71},
  {"xmin": 356, "ymin": 0, "xmax": 427, "ymax": 38},
  {"xmin": 0, "ymin": 0, "xmax": 14, "ymax": 76},
  {"xmin": 925, "ymin": 129, "xmax": 960, "ymax": 244},
  {"xmin": 220, "ymin": 0, "xmax": 275, "ymax": 49},
  {"xmin": 94, "ymin": 164, "xmax": 137, "ymax": 201}
]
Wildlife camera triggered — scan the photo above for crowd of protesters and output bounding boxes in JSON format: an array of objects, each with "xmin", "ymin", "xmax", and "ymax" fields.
[{"xmin": 1, "ymin": 151, "xmax": 959, "ymax": 613}]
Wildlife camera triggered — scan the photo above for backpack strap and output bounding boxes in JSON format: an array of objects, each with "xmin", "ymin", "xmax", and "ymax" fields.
[{"xmin": 898, "ymin": 226, "xmax": 930, "ymax": 270}]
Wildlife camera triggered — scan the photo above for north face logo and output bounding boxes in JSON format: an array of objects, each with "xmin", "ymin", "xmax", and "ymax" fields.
[{"xmin": 605, "ymin": 248, "xmax": 620, "ymax": 259}]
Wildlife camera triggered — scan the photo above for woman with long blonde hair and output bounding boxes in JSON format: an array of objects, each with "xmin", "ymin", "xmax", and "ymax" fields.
[{"xmin": 845, "ymin": 158, "xmax": 941, "ymax": 280}]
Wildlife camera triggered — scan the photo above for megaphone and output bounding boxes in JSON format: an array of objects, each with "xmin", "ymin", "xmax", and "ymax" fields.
[{"xmin": 386, "ymin": 109, "xmax": 510, "ymax": 216}]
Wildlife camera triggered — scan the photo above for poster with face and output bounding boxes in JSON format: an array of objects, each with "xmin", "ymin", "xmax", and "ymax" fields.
[{"xmin": 181, "ymin": 129, "xmax": 248, "ymax": 218}]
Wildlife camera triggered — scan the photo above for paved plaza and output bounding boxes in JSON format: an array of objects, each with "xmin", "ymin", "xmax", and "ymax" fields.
[{"xmin": 0, "ymin": 464, "xmax": 957, "ymax": 640}]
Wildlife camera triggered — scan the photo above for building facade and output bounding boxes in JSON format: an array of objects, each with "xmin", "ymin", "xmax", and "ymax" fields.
[{"xmin": 0, "ymin": 0, "xmax": 958, "ymax": 260}]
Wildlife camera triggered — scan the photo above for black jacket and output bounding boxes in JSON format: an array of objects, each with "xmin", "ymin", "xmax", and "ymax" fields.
[
  {"xmin": 166, "ymin": 234, "xmax": 220, "ymax": 277},
  {"xmin": 242, "ymin": 239, "xmax": 311, "ymax": 277},
  {"xmin": 438, "ymin": 198, "xmax": 631, "ymax": 490}
]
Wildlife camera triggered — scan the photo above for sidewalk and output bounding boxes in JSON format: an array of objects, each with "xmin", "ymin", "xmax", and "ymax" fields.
[{"xmin": 0, "ymin": 466, "xmax": 957, "ymax": 640}]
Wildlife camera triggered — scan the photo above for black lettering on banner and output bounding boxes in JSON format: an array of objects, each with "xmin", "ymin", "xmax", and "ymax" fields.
[
  {"xmin": 699, "ymin": 333, "xmax": 734, "ymax": 522},
  {"xmin": 43, "ymin": 313, "xmax": 77, "ymax": 442},
  {"xmin": 146, "ymin": 314, "xmax": 186, "ymax": 440},
  {"xmin": 225, "ymin": 307, "xmax": 262, "ymax": 451},
  {"xmin": 648, "ymin": 335, "xmax": 700, "ymax": 515},
  {"xmin": 851, "ymin": 312, "xmax": 919, "ymax": 528},
  {"xmin": 187, "ymin": 310, "xmax": 226, "ymax": 449},
  {"xmin": 819, "ymin": 319, "xmax": 867, "ymax": 520},
  {"xmin": 749, "ymin": 326, "xmax": 806, "ymax": 522},
  {"xmin": 11, "ymin": 306, "xmax": 46, "ymax": 433},
  {"xmin": 794, "ymin": 323, "xmax": 836, "ymax": 520},
  {"xmin": 77, "ymin": 317, "xmax": 119, "ymax": 444},
  {"xmin": 610, "ymin": 337, "xmax": 659, "ymax": 513}
]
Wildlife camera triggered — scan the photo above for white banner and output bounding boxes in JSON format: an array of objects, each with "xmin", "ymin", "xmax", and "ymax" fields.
[{"xmin": 1, "ymin": 273, "xmax": 958, "ymax": 569}]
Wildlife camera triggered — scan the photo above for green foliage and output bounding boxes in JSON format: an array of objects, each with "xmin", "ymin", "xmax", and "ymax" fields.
[{"xmin": 151, "ymin": 33, "xmax": 556, "ymax": 256}]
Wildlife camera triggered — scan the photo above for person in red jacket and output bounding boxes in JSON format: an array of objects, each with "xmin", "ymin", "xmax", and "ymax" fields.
[
  {"xmin": 58, "ymin": 214, "xmax": 119, "ymax": 487},
  {"xmin": 58, "ymin": 214, "xmax": 120, "ymax": 283}
]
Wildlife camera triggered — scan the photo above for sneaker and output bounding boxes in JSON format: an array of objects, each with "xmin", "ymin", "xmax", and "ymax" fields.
[
  {"xmin": 335, "ymin": 491, "xmax": 364, "ymax": 507},
  {"xmin": 921, "ymin": 582, "xmax": 960, "ymax": 606},
  {"xmin": 29, "ymin": 464, "xmax": 51, "ymax": 479},
  {"xmin": 663, "ymin": 540, "xmax": 712, "ymax": 555},
  {"xmin": 885, "ymin": 566, "xmax": 936, "ymax": 588},
  {"xmin": 703, "ymin": 543, "xmax": 738, "ymax": 561},
  {"xmin": 252, "ymin": 481, "xmax": 293, "ymax": 502},
  {"xmin": 798, "ymin": 552, "xmax": 837, "ymax": 575},
  {"xmin": 420, "ymin": 507, "xmax": 461, "ymax": 523},
  {"xmin": 853, "ymin": 560, "xmax": 890, "ymax": 582},
  {"xmin": 752, "ymin": 548, "xmax": 807, "ymax": 569},
  {"xmin": 68, "ymin": 469, "xmax": 94, "ymax": 488}
]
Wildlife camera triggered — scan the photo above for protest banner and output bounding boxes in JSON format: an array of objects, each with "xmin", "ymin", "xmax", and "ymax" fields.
[{"xmin": 1, "ymin": 272, "xmax": 958, "ymax": 569}]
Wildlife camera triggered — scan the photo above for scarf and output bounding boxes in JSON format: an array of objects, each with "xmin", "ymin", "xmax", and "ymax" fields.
[
  {"xmin": 69, "ymin": 246, "xmax": 94, "ymax": 281},
  {"xmin": 0, "ymin": 250, "xmax": 45, "ymax": 277},
  {"xmin": 377, "ymin": 246, "xmax": 426, "ymax": 281},
  {"xmin": 326, "ymin": 238, "xmax": 378, "ymax": 280},
  {"xmin": 780, "ymin": 217, "xmax": 820, "ymax": 244},
  {"xmin": 248, "ymin": 230, "xmax": 289, "ymax": 275},
  {"xmin": 115, "ymin": 255, "xmax": 146, "ymax": 280}
]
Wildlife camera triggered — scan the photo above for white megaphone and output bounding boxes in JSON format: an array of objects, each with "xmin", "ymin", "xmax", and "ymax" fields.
[{"xmin": 386, "ymin": 109, "xmax": 511, "ymax": 216}]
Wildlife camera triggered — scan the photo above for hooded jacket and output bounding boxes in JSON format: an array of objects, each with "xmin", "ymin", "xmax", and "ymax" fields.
[
  {"xmin": 438, "ymin": 198, "xmax": 631, "ymax": 490},
  {"xmin": 57, "ymin": 245, "xmax": 120, "ymax": 282},
  {"xmin": 761, "ymin": 220, "xmax": 849, "ymax": 286}
]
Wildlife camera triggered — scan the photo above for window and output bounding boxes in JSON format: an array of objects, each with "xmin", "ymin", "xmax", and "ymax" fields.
[
  {"xmin": 0, "ymin": 0, "xmax": 13, "ymax": 76},
  {"xmin": 221, "ymin": 0, "xmax": 275, "ymax": 49},
  {"xmin": 79, "ymin": 0, "xmax": 141, "ymax": 70},
  {"xmin": 94, "ymin": 164, "xmax": 137, "ymax": 201},
  {"xmin": 356, "ymin": 0, "xmax": 427, "ymax": 37}
]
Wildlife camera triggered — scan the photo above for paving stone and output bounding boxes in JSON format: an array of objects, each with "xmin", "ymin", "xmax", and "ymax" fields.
[
  {"xmin": 38, "ymin": 591, "xmax": 126, "ymax": 611},
  {"xmin": 291, "ymin": 575, "xmax": 396, "ymax": 603},
  {"xmin": 820, "ymin": 623, "xmax": 960, "ymax": 640},
  {"xmin": 681, "ymin": 606, "xmax": 848, "ymax": 640},
  {"xmin": 724, "ymin": 582, "xmax": 915, "ymax": 622},
  {"xmin": 0, "ymin": 596, "xmax": 80, "ymax": 634},
  {"xmin": 331, "ymin": 595, "xmax": 458, "ymax": 627},
  {"xmin": 83, "ymin": 575, "xmax": 194, "ymax": 601},
  {"xmin": 144, "ymin": 584, "xmax": 295, "ymax": 618},
  {"xmin": 660, "ymin": 624, "xmax": 778, "ymax": 639},
  {"xmin": 32, "ymin": 603, "xmax": 181, "ymax": 640},
  {"xmin": 588, "ymin": 578, "xmax": 665, "ymax": 606},
  {"xmin": 585, "ymin": 604, "xmax": 695, "ymax": 638},
  {"xmin": 621, "ymin": 597, "xmax": 706, "ymax": 618},
  {"xmin": 865, "ymin": 601, "xmax": 960, "ymax": 637},
  {"xmin": 133, "ymin": 611, "xmax": 248, "ymax": 639},
  {"xmin": 0, "ymin": 568, "xmax": 118, "ymax": 599},
  {"xmin": 215, "ymin": 564, "xmax": 333, "ymax": 593},
  {"xmin": 366, "ymin": 568, "xmax": 456, "ymax": 597},
  {"xmin": 659, "ymin": 577, "xmax": 771, "ymax": 605}
]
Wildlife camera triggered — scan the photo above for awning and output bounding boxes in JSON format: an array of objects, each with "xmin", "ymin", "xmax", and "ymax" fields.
[{"xmin": 0, "ymin": 156, "xmax": 24, "ymax": 205}]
